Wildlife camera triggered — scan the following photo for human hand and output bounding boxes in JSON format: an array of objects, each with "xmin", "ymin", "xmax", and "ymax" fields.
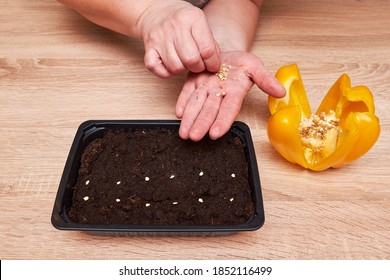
[
  {"xmin": 175, "ymin": 51, "xmax": 286, "ymax": 141},
  {"xmin": 138, "ymin": 1, "xmax": 220, "ymax": 78}
]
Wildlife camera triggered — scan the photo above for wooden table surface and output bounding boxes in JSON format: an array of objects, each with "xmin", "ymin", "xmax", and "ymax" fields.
[{"xmin": 1, "ymin": 0, "xmax": 389, "ymax": 260}]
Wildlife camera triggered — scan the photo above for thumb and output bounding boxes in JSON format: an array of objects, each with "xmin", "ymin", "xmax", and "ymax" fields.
[{"xmin": 250, "ymin": 61, "xmax": 286, "ymax": 98}]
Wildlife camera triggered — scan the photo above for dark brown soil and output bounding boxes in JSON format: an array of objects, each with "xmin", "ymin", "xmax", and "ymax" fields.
[{"xmin": 68, "ymin": 128, "xmax": 255, "ymax": 225}]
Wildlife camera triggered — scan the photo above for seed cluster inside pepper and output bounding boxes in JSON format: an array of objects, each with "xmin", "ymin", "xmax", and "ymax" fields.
[{"xmin": 298, "ymin": 110, "xmax": 342, "ymax": 165}]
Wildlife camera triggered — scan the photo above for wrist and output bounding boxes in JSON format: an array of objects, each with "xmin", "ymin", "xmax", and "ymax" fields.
[{"xmin": 135, "ymin": 0, "xmax": 195, "ymax": 40}]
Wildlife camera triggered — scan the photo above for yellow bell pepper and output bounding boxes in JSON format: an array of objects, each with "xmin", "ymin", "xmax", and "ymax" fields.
[{"xmin": 267, "ymin": 64, "xmax": 380, "ymax": 171}]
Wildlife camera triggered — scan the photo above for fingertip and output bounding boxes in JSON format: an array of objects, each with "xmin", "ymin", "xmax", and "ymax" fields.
[
  {"xmin": 178, "ymin": 125, "xmax": 190, "ymax": 140},
  {"xmin": 270, "ymin": 78, "xmax": 287, "ymax": 98},
  {"xmin": 189, "ymin": 127, "xmax": 206, "ymax": 142},
  {"xmin": 176, "ymin": 78, "xmax": 196, "ymax": 118},
  {"xmin": 144, "ymin": 48, "xmax": 178, "ymax": 78},
  {"xmin": 144, "ymin": 60, "xmax": 172, "ymax": 78},
  {"xmin": 272, "ymin": 81, "xmax": 286, "ymax": 98},
  {"xmin": 209, "ymin": 123, "xmax": 226, "ymax": 140},
  {"xmin": 208, "ymin": 132, "xmax": 220, "ymax": 140},
  {"xmin": 175, "ymin": 104, "xmax": 184, "ymax": 119},
  {"xmin": 156, "ymin": 71, "xmax": 174, "ymax": 79},
  {"xmin": 204, "ymin": 53, "xmax": 221, "ymax": 73},
  {"xmin": 256, "ymin": 73, "xmax": 287, "ymax": 98},
  {"xmin": 206, "ymin": 62, "xmax": 221, "ymax": 74},
  {"xmin": 279, "ymin": 86, "xmax": 287, "ymax": 98}
]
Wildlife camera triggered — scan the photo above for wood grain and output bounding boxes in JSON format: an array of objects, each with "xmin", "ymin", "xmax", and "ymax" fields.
[{"xmin": 1, "ymin": 0, "xmax": 389, "ymax": 259}]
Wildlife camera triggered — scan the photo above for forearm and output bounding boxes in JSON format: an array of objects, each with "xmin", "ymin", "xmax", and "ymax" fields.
[
  {"xmin": 203, "ymin": 0, "xmax": 262, "ymax": 52},
  {"xmin": 57, "ymin": 0, "xmax": 180, "ymax": 38}
]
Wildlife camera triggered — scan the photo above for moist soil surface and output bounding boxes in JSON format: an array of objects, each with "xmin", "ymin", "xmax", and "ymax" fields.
[{"xmin": 68, "ymin": 128, "xmax": 255, "ymax": 225}]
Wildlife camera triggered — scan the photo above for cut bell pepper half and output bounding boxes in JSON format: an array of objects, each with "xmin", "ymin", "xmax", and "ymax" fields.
[{"xmin": 267, "ymin": 64, "xmax": 380, "ymax": 171}]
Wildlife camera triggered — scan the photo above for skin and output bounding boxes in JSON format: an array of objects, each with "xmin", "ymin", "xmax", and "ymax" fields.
[
  {"xmin": 57, "ymin": 0, "xmax": 221, "ymax": 77},
  {"xmin": 177, "ymin": 0, "xmax": 286, "ymax": 141},
  {"xmin": 138, "ymin": 1, "xmax": 221, "ymax": 77},
  {"xmin": 176, "ymin": 51, "xmax": 285, "ymax": 141},
  {"xmin": 57, "ymin": 0, "xmax": 285, "ymax": 141}
]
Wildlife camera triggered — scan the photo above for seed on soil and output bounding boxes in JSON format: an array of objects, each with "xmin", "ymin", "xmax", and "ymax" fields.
[{"xmin": 68, "ymin": 128, "xmax": 256, "ymax": 226}]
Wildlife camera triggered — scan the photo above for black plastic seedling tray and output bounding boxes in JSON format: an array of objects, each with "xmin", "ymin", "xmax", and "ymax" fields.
[{"xmin": 51, "ymin": 120, "xmax": 265, "ymax": 236}]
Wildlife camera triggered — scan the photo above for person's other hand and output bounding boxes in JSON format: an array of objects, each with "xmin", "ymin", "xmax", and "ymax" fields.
[
  {"xmin": 138, "ymin": 1, "xmax": 220, "ymax": 78},
  {"xmin": 176, "ymin": 51, "xmax": 286, "ymax": 141}
]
